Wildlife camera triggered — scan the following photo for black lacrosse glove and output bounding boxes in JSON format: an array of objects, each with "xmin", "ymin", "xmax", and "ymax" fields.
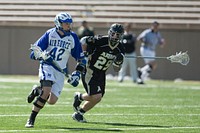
[{"xmin": 113, "ymin": 53, "xmax": 124, "ymax": 67}]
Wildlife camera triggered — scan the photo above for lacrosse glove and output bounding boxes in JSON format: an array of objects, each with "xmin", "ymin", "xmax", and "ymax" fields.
[
  {"xmin": 68, "ymin": 71, "xmax": 81, "ymax": 87},
  {"xmin": 113, "ymin": 53, "xmax": 124, "ymax": 67}
]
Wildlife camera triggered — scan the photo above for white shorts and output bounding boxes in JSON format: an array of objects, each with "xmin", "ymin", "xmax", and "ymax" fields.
[
  {"xmin": 140, "ymin": 47, "xmax": 156, "ymax": 64},
  {"xmin": 39, "ymin": 64, "xmax": 65, "ymax": 98}
]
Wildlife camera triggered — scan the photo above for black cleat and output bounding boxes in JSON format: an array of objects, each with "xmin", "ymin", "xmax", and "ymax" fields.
[
  {"xmin": 27, "ymin": 85, "xmax": 40, "ymax": 103},
  {"xmin": 73, "ymin": 92, "xmax": 82, "ymax": 112},
  {"xmin": 72, "ymin": 112, "xmax": 87, "ymax": 123},
  {"xmin": 25, "ymin": 119, "xmax": 35, "ymax": 128}
]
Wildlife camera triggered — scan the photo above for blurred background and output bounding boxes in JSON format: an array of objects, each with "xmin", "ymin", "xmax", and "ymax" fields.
[{"xmin": 0, "ymin": 0, "xmax": 199, "ymax": 81}]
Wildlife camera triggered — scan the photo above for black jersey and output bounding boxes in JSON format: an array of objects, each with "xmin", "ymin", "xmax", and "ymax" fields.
[
  {"xmin": 82, "ymin": 35, "xmax": 125, "ymax": 96},
  {"xmin": 85, "ymin": 35, "xmax": 125, "ymax": 72},
  {"xmin": 121, "ymin": 34, "xmax": 136, "ymax": 53}
]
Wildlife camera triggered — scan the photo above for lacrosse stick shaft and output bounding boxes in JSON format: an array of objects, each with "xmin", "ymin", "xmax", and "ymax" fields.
[
  {"xmin": 125, "ymin": 51, "xmax": 189, "ymax": 66},
  {"xmin": 125, "ymin": 55, "xmax": 167, "ymax": 59},
  {"xmin": 51, "ymin": 61, "xmax": 67, "ymax": 75}
]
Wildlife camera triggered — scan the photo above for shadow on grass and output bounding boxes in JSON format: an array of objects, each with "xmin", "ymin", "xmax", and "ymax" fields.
[
  {"xmin": 49, "ymin": 122, "xmax": 171, "ymax": 132},
  {"xmin": 89, "ymin": 121, "xmax": 172, "ymax": 128},
  {"xmin": 49, "ymin": 126, "xmax": 122, "ymax": 132}
]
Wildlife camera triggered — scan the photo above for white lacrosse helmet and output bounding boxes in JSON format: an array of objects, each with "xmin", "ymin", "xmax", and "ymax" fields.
[{"xmin": 54, "ymin": 12, "xmax": 73, "ymax": 30}]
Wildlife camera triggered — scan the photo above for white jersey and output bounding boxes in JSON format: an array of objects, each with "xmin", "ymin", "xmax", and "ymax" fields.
[
  {"xmin": 137, "ymin": 29, "xmax": 163, "ymax": 51},
  {"xmin": 33, "ymin": 27, "xmax": 84, "ymax": 70},
  {"xmin": 31, "ymin": 28, "xmax": 84, "ymax": 97}
]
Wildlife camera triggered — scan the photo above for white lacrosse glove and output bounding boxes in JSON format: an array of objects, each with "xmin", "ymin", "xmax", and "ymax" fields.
[
  {"xmin": 41, "ymin": 51, "xmax": 54, "ymax": 63},
  {"xmin": 30, "ymin": 44, "xmax": 52, "ymax": 62},
  {"xmin": 67, "ymin": 71, "xmax": 81, "ymax": 87}
]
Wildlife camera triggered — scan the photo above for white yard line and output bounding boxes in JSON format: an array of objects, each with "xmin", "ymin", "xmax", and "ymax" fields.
[
  {"xmin": 0, "ymin": 78, "xmax": 38, "ymax": 83},
  {"xmin": 0, "ymin": 113, "xmax": 200, "ymax": 117},
  {"xmin": 1, "ymin": 104, "xmax": 200, "ymax": 108}
]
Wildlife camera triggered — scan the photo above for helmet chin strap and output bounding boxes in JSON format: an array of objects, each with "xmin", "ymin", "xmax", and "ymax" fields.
[{"xmin": 58, "ymin": 27, "xmax": 71, "ymax": 36}]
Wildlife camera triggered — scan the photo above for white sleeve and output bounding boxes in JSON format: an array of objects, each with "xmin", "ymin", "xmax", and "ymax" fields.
[
  {"xmin": 137, "ymin": 29, "xmax": 149, "ymax": 41},
  {"xmin": 80, "ymin": 36, "xmax": 87, "ymax": 45}
]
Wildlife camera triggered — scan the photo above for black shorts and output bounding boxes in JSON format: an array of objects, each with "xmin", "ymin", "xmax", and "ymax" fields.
[{"xmin": 82, "ymin": 68, "xmax": 106, "ymax": 96}]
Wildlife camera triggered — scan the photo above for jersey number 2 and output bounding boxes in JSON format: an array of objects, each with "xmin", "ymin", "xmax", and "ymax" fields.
[
  {"xmin": 49, "ymin": 47, "xmax": 65, "ymax": 61},
  {"xmin": 94, "ymin": 56, "xmax": 112, "ymax": 70}
]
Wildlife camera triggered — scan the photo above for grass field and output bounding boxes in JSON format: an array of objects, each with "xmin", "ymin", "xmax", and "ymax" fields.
[{"xmin": 0, "ymin": 75, "xmax": 200, "ymax": 133}]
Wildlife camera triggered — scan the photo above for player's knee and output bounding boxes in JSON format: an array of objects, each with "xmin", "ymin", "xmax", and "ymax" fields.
[
  {"xmin": 47, "ymin": 100, "xmax": 56, "ymax": 105},
  {"xmin": 47, "ymin": 99, "xmax": 57, "ymax": 105},
  {"xmin": 46, "ymin": 93, "xmax": 58, "ymax": 105}
]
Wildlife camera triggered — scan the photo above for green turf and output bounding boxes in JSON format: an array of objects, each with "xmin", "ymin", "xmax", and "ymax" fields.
[{"xmin": 0, "ymin": 75, "xmax": 200, "ymax": 133}]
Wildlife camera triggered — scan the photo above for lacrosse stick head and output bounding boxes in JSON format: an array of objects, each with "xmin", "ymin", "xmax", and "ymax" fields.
[
  {"xmin": 167, "ymin": 51, "xmax": 190, "ymax": 65},
  {"xmin": 30, "ymin": 44, "xmax": 48, "ymax": 60}
]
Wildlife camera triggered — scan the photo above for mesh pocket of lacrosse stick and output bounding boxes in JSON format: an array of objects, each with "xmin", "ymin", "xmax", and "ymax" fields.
[
  {"xmin": 30, "ymin": 44, "xmax": 43, "ymax": 59},
  {"xmin": 30, "ymin": 44, "xmax": 49, "ymax": 60},
  {"xmin": 167, "ymin": 51, "xmax": 190, "ymax": 65}
]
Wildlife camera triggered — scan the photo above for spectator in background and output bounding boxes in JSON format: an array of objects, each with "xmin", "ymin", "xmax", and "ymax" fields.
[
  {"xmin": 137, "ymin": 21, "xmax": 165, "ymax": 84},
  {"xmin": 77, "ymin": 20, "xmax": 95, "ymax": 39},
  {"xmin": 118, "ymin": 23, "xmax": 138, "ymax": 83}
]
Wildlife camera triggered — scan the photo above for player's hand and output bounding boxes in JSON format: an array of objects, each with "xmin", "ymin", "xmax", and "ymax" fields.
[
  {"xmin": 113, "ymin": 53, "xmax": 124, "ymax": 67},
  {"xmin": 39, "ymin": 51, "xmax": 53, "ymax": 64},
  {"xmin": 67, "ymin": 71, "xmax": 81, "ymax": 87}
]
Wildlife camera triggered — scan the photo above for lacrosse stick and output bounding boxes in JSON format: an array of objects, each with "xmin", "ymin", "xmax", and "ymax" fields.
[
  {"xmin": 125, "ymin": 51, "xmax": 189, "ymax": 66},
  {"xmin": 30, "ymin": 44, "xmax": 69, "ymax": 77}
]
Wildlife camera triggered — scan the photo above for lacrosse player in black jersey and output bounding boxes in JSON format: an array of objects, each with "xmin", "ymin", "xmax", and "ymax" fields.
[{"xmin": 72, "ymin": 23, "xmax": 125, "ymax": 122}]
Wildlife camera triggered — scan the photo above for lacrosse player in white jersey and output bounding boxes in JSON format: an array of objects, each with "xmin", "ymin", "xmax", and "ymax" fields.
[
  {"xmin": 25, "ymin": 12, "xmax": 86, "ymax": 128},
  {"xmin": 137, "ymin": 21, "xmax": 165, "ymax": 84}
]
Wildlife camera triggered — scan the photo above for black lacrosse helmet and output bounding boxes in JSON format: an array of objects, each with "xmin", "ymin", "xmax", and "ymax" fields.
[{"xmin": 108, "ymin": 23, "xmax": 124, "ymax": 49}]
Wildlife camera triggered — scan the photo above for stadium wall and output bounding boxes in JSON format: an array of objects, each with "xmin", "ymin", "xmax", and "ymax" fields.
[{"xmin": 0, "ymin": 26, "xmax": 199, "ymax": 81}]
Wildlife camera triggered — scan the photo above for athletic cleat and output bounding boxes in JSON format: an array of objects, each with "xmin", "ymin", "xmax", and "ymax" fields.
[
  {"xmin": 72, "ymin": 112, "xmax": 87, "ymax": 123},
  {"xmin": 137, "ymin": 78, "xmax": 144, "ymax": 84},
  {"xmin": 73, "ymin": 92, "xmax": 82, "ymax": 112},
  {"xmin": 25, "ymin": 119, "xmax": 34, "ymax": 128},
  {"xmin": 27, "ymin": 85, "xmax": 40, "ymax": 103}
]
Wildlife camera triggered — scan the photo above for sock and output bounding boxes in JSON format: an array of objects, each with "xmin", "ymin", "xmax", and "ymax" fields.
[
  {"xmin": 29, "ymin": 110, "xmax": 38, "ymax": 122},
  {"xmin": 79, "ymin": 93, "xmax": 83, "ymax": 101},
  {"xmin": 78, "ymin": 108, "xmax": 86, "ymax": 115}
]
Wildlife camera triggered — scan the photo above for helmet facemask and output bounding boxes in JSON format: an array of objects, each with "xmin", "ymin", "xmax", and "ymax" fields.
[{"xmin": 108, "ymin": 24, "xmax": 124, "ymax": 49}]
